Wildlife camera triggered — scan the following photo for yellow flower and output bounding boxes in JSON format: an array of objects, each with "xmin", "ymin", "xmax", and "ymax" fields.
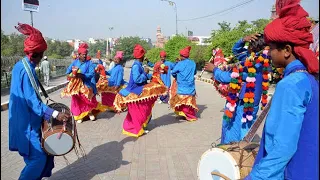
[
  {"xmin": 243, "ymin": 98, "xmax": 249, "ymax": 102},
  {"xmin": 264, "ymin": 59, "xmax": 269, "ymax": 63},
  {"xmin": 262, "ymin": 82, "xmax": 269, "ymax": 87},
  {"xmin": 249, "ymin": 98, "xmax": 254, "ymax": 103}
]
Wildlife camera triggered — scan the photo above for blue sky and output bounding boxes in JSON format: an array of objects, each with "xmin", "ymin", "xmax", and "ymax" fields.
[{"xmin": 1, "ymin": 0, "xmax": 319, "ymax": 41}]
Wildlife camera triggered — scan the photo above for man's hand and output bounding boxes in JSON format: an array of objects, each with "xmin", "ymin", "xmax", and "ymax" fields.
[
  {"xmin": 56, "ymin": 112, "xmax": 70, "ymax": 121},
  {"xmin": 144, "ymin": 67, "xmax": 150, "ymax": 74},
  {"xmin": 243, "ymin": 33, "xmax": 261, "ymax": 42},
  {"xmin": 204, "ymin": 62, "xmax": 215, "ymax": 73}
]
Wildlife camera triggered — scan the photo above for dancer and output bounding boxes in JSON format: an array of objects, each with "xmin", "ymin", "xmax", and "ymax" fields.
[
  {"xmin": 147, "ymin": 50, "xmax": 175, "ymax": 103},
  {"xmin": 204, "ymin": 34, "xmax": 268, "ymax": 144},
  {"xmin": 169, "ymin": 46, "xmax": 198, "ymax": 121},
  {"xmin": 97, "ymin": 51, "xmax": 127, "ymax": 112},
  {"xmin": 61, "ymin": 43, "xmax": 106, "ymax": 123},
  {"xmin": 9, "ymin": 23, "xmax": 69, "ymax": 180},
  {"xmin": 245, "ymin": 0, "xmax": 319, "ymax": 179},
  {"xmin": 113, "ymin": 44, "xmax": 167, "ymax": 137}
]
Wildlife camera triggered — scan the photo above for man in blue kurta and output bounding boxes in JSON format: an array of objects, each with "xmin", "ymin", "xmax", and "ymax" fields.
[
  {"xmin": 9, "ymin": 23, "xmax": 69, "ymax": 180},
  {"xmin": 244, "ymin": 1, "xmax": 319, "ymax": 179},
  {"xmin": 147, "ymin": 51, "xmax": 175, "ymax": 103},
  {"xmin": 169, "ymin": 46, "xmax": 199, "ymax": 121},
  {"xmin": 204, "ymin": 34, "xmax": 266, "ymax": 144}
]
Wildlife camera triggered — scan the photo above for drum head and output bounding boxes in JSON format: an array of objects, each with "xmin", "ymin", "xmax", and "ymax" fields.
[
  {"xmin": 43, "ymin": 133, "xmax": 74, "ymax": 156},
  {"xmin": 197, "ymin": 148, "xmax": 240, "ymax": 180}
]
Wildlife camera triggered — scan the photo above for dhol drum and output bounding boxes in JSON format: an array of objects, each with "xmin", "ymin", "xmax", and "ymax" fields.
[
  {"xmin": 41, "ymin": 103, "xmax": 75, "ymax": 156},
  {"xmin": 197, "ymin": 141, "xmax": 259, "ymax": 180}
]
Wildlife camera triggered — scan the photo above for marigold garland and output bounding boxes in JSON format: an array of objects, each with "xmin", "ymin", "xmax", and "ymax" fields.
[{"xmin": 260, "ymin": 51, "xmax": 270, "ymax": 110}]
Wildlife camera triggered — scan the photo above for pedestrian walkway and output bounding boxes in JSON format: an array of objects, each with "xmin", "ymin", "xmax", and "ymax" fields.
[{"xmin": 1, "ymin": 76, "xmax": 68, "ymax": 111}]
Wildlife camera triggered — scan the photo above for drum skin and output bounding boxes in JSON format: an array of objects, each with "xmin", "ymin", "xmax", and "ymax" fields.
[
  {"xmin": 41, "ymin": 103, "xmax": 75, "ymax": 156},
  {"xmin": 197, "ymin": 141, "xmax": 259, "ymax": 180}
]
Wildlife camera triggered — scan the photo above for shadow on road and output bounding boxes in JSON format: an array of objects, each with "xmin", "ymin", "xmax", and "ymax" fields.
[
  {"xmin": 197, "ymin": 104, "xmax": 207, "ymax": 118},
  {"xmin": 148, "ymin": 112, "xmax": 183, "ymax": 131},
  {"xmin": 50, "ymin": 137, "xmax": 136, "ymax": 180}
]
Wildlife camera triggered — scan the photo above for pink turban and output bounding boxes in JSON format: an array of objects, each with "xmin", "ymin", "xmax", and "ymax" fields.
[
  {"xmin": 78, "ymin": 43, "xmax": 89, "ymax": 54},
  {"xmin": 114, "ymin": 51, "xmax": 124, "ymax": 60},
  {"xmin": 15, "ymin": 23, "xmax": 47, "ymax": 54}
]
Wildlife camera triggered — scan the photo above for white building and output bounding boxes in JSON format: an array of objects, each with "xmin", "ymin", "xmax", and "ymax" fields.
[
  {"xmin": 88, "ymin": 38, "xmax": 97, "ymax": 44},
  {"xmin": 188, "ymin": 36, "xmax": 211, "ymax": 46}
]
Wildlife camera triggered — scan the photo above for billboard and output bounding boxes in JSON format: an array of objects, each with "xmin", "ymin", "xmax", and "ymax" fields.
[{"xmin": 22, "ymin": 0, "xmax": 39, "ymax": 12}]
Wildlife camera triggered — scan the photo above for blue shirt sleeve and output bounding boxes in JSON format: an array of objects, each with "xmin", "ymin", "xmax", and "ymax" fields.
[
  {"xmin": 132, "ymin": 65, "xmax": 148, "ymax": 83},
  {"xmin": 213, "ymin": 67, "xmax": 232, "ymax": 83},
  {"xmin": 106, "ymin": 70, "xmax": 111, "ymax": 76},
  {"xmin": 66, "ymin": 61, "xmax": 74, "ymax": 74},
  {"xmin": 249, "ymin": 81, "xmax": 309, "ymax": 179},
  {"xmin": 232, "ymin": 39, "xmax": 248, "ymax": 61},
  {"xmin": 171, "ymin": 62, "xmax": 181, "ymax": 78},
  {"xmin": 21, "ymin": 73, "xmax": 53, "ymax": 121},
  {"xmin": 147, "ymin": 61, "xmax": 154, "ymax": 67}
]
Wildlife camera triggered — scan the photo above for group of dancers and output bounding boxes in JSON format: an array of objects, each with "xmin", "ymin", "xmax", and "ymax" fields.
[
  {"xmin": 61, "ymin": 43, "xmax": 199, "ymax": 137},
  {"xmin": 7, "ymin": 0, "xmax": 319, "ymax": 179}
]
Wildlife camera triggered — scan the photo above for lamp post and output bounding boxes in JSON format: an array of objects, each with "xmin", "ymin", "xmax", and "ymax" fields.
[{"xmin": 161, "ymin": 0, "xmax": 178, "ymax": 35}]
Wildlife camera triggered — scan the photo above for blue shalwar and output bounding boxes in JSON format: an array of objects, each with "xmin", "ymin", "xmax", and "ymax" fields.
[
  {"xmin": 213, "ymin": 39, "xmax": 263, "ymax": 144},
  {"xmin": 9, "ymin": 57, "xmax": 56, "ymax": 180},
  {"xmin": 171, "ymin": 58, "xmax": 197, "ymax": 95},
  {"xmin": 244, "ymin": 60, "xmax": 319, "ymax": 180},
  {"xmin": 66, "ymin": 59, "xmax": 97, "ymax": 94}
]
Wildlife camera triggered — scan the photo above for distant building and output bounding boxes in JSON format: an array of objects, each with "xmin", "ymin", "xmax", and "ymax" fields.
[
  {"xmin": 271, "ymin": 4, "xmax": 277, "ymax": 20},
  {"xmin": 188, "ymin": 36, "xmax": 211, "ymax": 46},
  {"xmin": 155, "ymin": 26, "xmax": 166, "ymax": 48},
  {"xmin": 88, "ymin": 38, "xmax": 97, "ymax": 44},
  {"xmin": 141, "ymin": 38, "xmax": 152, "ymax": 48}
]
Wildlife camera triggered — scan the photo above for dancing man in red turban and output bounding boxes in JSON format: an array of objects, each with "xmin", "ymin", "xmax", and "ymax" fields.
[
  {"xmin": 244, "ymin": 0, "xmax": 319, "ymax": 179},
  {"xmin": 8, "ymin": 23, "xmax": 69, "ymax": 180},
  {"xmin": 114, "ymin": 44, "xmax": 167, "ymax": 137},
  {"xmin": 169, "ymin": 46, "xmax": 199, "ymax": 121},
  {"xmin": 61, "ymin": 43, "xmax": 106, "ymax": 123},
  {"xmin": 146, "ymin": 50, "xmax": 176, "ymax": 103}
]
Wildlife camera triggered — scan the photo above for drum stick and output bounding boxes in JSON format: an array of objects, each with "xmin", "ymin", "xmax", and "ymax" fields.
[
  {"xmin": 198, "ymin": 56, "xmax": 213, "ymax": 78},
  {"xmin": 211, "ymin": 172, "xmax": 231, "ymax": 180}
]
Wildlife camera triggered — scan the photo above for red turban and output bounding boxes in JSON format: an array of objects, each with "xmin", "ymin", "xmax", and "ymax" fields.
[
  {"xmin": 264, "ymin": 0, "xmax": 319, "ymax": 73},
  {"xmin": 78, "ymin": 43, "xmax": 89, "ymax": 54},
  {"xmin": 15, "ymin": 23, "xmax": 47, "ymax": 54},
  {"xmin": 160, "ymin": 50, "xmax": 167, "ymax": 58},
  {"xmin": 133, "ymin": 44, "xmax": 145, "ymax": 59},
  {"xmin": 180, "ymin": 46, "xmax": 191, "ymax": 58}
]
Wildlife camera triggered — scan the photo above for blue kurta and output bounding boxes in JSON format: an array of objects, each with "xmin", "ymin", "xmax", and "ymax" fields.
[
  {"xmin": 9, "ymin": 57, "xmax": 55, "ymax": 179},
  {"xmin": 213, "ymin": 39, "xmax": 264, "ymax": 144},
  {"xmin": 106, "ymin": 64, "xmax": 126, "ymax": 87},
  {"xmin": 119, "ymin": 60, "xmax": 151, "ymax": 97},
  {"xmin": 147, "ymin": 60, "xmax": 175, "ymax": 88},
  {"xmin": 245, "ymin": 60, "xmax": 319, "ymax": 180},
  {"xmin": 171, "ymin": 58, "xmax": 197, "ymax": 95},
  {"xmin": 66, "ymin": 59, "xmax": 97, "ymax": 94}
]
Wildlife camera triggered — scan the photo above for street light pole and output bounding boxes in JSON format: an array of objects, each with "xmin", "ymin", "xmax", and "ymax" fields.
[{"xmin": 161, "ymin": 0, "xmax": 178, "ymax": 35}]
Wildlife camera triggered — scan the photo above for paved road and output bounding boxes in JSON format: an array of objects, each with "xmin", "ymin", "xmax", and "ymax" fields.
[{"xmin": 1, "ymin": 68, "xmax": 270, "ymax": 180}]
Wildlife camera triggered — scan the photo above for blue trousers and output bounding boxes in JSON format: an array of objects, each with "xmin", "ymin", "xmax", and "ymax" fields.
[{"xmin": 19, "ymin": 130, "xmax": 54, "ymax": 180}]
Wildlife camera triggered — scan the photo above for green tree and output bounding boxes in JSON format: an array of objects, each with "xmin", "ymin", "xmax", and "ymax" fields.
[
  {"xmin": 251, "ymin": 19, "xmax": 271, "ymax": 33},
  {"xmin": 145, "ymin": 47, "xmax": 164, "ymax": 63},
  {"xmin": 88, "ymin": 41, "xmax": 107, "ymax": 59},
  {"xmin": 164, "ymin": 35, "xmax": 195, "ymax": 61},
  {"xmin": 114, "ymin": 36, "xmax": 151, "ymax": 61},
  {"xmin": 189, "ymin": 45, "xmax": 211, "ymax": 69}
]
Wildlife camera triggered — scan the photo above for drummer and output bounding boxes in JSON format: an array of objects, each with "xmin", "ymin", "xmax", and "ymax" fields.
[
  {"xmin": 8, "ymin": 23, "xmax": 69, "ymax": 180},
  {"xmin": 244, "ymin": 1, "xmax": 319, "ymax": 179},
  {"xmin": 204, "ymin": 34, "xmax": 267, "ymax": 144}
]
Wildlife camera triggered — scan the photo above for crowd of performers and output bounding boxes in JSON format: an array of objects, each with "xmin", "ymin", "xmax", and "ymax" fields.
[
  {"xmin": 7, "ymin": 0, "xmax": 319, "ymax": 179},
  {"xmin": 60, "ymin": 43, "xmax": 199, "ymax": 137}
]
